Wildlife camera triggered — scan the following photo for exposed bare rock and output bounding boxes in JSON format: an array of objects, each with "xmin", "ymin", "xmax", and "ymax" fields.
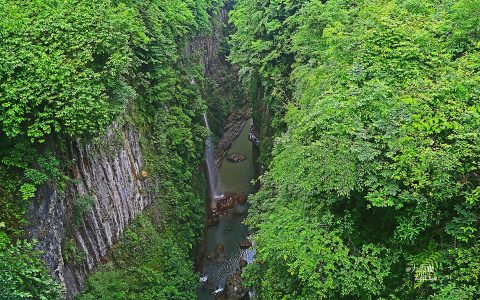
[
  {"xmin": 217, "ymin": 196, "xmax": 236, "ymax": 212},
  {"xmin": 226, "ymin": 153, "xmax": 246, "ymax": 163},
  {"xmin": 225, "ymin": 272, "xmax": 248, "ymax": 300},
  {"xmin": 216, "ymin": 192, "xmax": 248, "ymax": 213},
  {"xmin": 215, "ymin": 106, "xmax": 252, "ymax": 167},
  {"xmin": 239, "ymin": 259, "xmax": 247, "ymax": 269},
  {"xmin": 239, "ymin": 238, "xmax": 252, "ymax": 249},
  {"xmin": 215, "ymin": 243, "xmax": 225, "ymax": 254},
  {"xmin": 26, "ymin": 122, "xmax": 152, "ymax": 299},
  {"xmin": 207, "ymin": 214, "xmax": 220, "ymax": 227},
  {"xmin": 235, "ymin": 193, "xmax": 248, "ymax": 205}
]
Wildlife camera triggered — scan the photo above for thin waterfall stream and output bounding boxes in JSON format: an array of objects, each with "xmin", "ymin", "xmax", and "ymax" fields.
[
  {"xmin": 199, "ymin": 116, "xmax": 256, "ymax": 299},
  {"xmin": 203, "ymin": 113, "xmax": 223, "ymax": 202}
]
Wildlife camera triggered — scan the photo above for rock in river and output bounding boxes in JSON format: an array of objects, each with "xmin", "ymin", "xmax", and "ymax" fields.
[
  {"xmin": 207, "ymin": 214, "xmax": 219, "ymax": 226},
  {"xmin": 239, "ymin": 259, "xmax": 248, "ymax": 269},
  {"xmin": 226, "ymin": 152, "xmax": 246, "ymax": 163},
  {"xmin": 225, "ymin": 272, "xmax": 248, "ymax": 300},
  {"xmin": 239, "ymin": 238, "xmax": 252, "ymax": 249},
  {"xmin": 217, "ymin": 196, "xmax": 236, "ymax": 211},
  {"xmin": 216, "ymin": 192, "xmax": 248, "ymax": 212},
  {"xmin": 215, "ymin": 243, "xmax": 225, "ymax": 254},
  {"xmin": 235, "ymin": 193, "xmax": 247, "ymax": 205}
]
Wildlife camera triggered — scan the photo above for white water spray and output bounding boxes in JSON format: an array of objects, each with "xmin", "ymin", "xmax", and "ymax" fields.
[{"xmin": 204, "ymin": 113, "xmax": 223, "ymax": 204}]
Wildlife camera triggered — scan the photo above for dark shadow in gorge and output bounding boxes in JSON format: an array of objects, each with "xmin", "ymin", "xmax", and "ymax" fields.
[{"xmin": 198, "ymin": 118, "xmax": 258, "ymax": 300}]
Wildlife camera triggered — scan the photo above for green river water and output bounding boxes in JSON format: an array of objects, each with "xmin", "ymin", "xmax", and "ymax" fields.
[{"xmin": 198, "ymin": 118, "xmax": 255, "ymax": 299}]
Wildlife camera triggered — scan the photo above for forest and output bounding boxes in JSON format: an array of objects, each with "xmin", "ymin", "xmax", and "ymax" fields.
[
  {"xmin": 0, "ymin": 0, "xmax": 479, "ymax": 299},
  {"xmin": 230, "ymin": 0, "xmax": 480, "ymax": 299},
  {"xmin": 1, "ymin": 0, "xmax": 224, "ymax": 299}
]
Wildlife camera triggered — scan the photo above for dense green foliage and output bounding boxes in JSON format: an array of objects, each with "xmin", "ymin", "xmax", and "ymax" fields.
[
  {"xmin": 0, "ymin": 1, "xmax": 142, "ymax": 141},
  {"xmin": 230, "ymin": 0, "xmax": 480, "ymax": 299},
  {"xmin": 202, "ymin": 0, "xmax": 246, "ymax": 136},
  {"xmin": 1, "ymin": 0, "xmax": 224, "ymax": 298},
  {"xmin": 78, "ymin": 201, "xmax": 203, "ymax": 299},
  {"xmin": 2, "ymin": 0, "xmax": 478, "ymax": 298},
  {"xmin": 0, "ymin": 228, "xmax": 61, "ymax": 299},
  {"xmin": 230, "ymin": 0, "xmax": 303, "ymax": 164},
  {"xmin": 77, "ymin": 0, "xmax": 224, "ymax": 298},
  {"xmin": 0, "ymin": 0, "xmax": 221, "ymax": 226}
]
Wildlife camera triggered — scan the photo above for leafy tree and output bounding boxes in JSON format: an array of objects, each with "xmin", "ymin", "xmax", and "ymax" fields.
[
  {"xmin": 0, "ymin": 228, "xmax": 62, "ymax": 299},
  {"xmin": 1, "ymin": 0, "xmax": 224, "ymax": 298},
  {"xmin": 0, "ymin": 0, "xmax": 146, "ymax": 141},
  {"xmin": 231, "ymin": 0, "xmax": 480, "ymax": 298}
]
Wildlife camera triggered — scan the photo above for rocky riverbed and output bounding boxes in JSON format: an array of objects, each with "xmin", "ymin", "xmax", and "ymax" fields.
[
  {"xmin": 199, "ymin": 118, "xmax": 256, "ymax": 300},
  {"xmin": 215, "ymin": 106, "xmax": 252, "ymax": 167}
]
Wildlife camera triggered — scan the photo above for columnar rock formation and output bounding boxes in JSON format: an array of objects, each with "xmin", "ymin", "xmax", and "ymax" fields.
[{"xmin": 27, "ymin": 123, "xmax": 151, "ymax": 298}]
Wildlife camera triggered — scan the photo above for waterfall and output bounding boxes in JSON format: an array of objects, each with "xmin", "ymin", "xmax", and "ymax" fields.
[{"xmin": 204, "ymin": 113, "xmax": 222, "ymax": 202}]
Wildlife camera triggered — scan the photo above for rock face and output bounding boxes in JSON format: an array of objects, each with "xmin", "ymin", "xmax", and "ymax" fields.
[
  {"xmin": 215, "ymin": 106, "xmax": 252, "ymax": 167},
  {"xmin": 26, "ymin": 122, "xmax": 152, "ymax": 298},
  {"xmin": 248, "ymin": 125, "xmax": 260, "ymax": 148}
]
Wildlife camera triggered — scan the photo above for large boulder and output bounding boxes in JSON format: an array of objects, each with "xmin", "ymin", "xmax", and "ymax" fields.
[
  {"xmin": 217, "ymin": 192, "xmax": 248, "ymax": 212},
  {"xmin": 239, "ymin": 238, "xmax": 252, "ymax": 249},
  {"xmin": 217, "ymin": 196, "xmax": 236, "ymax": 211},
  {"xmin": 226, "ymin": 152, "xmax": 246, "ymax": 163},
  {"xmin": 225, "ymin": 272, "xmax": 248, "ymax": 300}
]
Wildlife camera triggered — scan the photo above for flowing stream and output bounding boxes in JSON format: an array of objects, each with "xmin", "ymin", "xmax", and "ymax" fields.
[{"xmin": 199, "ymin": 117, "xmax": 256, "ymax": 299}]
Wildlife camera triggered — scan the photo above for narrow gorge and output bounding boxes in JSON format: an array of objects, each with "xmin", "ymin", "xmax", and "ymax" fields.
[
  {"xmin": 0, "ymin": 1, "xmax": 252, "ymax": 299},
  {"xmin": 199, "ymin": 111, "xmax": 257, "ymax": 299},
  {"xmin": 2, "ymin": 0, "xmax": 479, "ymax": 299}
]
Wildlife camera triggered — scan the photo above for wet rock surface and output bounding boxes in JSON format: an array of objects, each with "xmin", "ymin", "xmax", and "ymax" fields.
[
  {"xmin": 234, "ymin": 193, "xmax": 247, "ymax": 205},
  {"xmin": 204, "ymin": 281, "xmax": 215, "ymax": 292},
  {"xmin": 216, "ymin": 243, "xmax": 225, "ymax": 254},
  {"xmin": 225, "ymin": 272, "xmax": 248, "ymax": 300},
  {"xmin": 226, "ymin": 152, "xmax": 246, "ymax": 163},
  {"xmin": 239, "ymin": 238, "xmax": 252, "ymax": 250},
  {"xmin": 216, "ymin": 192, "xmax": 248, "ymax": 213},
  {"xmin": 215, "ymin": 106, "xmax": 252, "ymax": 167},
  {"xmin": 217, "ymin": 196, "xmax": 236, "ymax": 212},
  {"xmin": 248, "ymin": 125, "xmax": 260, "ymax": 148},
  {"xmin": 239, "ymin": 259, "xmax": 247, "ymax": 269},
  {"xmin": 207, "ymin": 212, "xmax": 220, "ymax": 227},
  {"xmin": 207, "ymin": 216, "xmax": 220, "ymax": 227}
]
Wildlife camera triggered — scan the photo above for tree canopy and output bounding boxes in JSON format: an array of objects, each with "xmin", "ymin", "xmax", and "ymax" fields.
[
  {"xmin": 230, "ymin": 0, "xmax": 480, "ymax": 298},
  {"xmin": 0, "ymin": 0, "xmax": 224, "ymax": 298}
]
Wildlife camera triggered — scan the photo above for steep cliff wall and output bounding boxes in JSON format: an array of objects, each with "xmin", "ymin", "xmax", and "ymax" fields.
[
  {"xmin": 27, "ymin": 122, "xmax": 152, "ymax": 298},
  {"xmin": 194, "ymin": 2, "xmax": 246, "ymax": 138},
  {"xmin": 22, "ymin": 2, "xmax": 237, "ymax": 298}
]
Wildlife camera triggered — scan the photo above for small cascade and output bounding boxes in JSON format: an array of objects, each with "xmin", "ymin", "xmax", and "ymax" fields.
[
  {"xmin": 248, "ymin": 125, "xmax": 260, "ymax": 147},
  {"xmin": 204, "ymin": 113, "xmax": 222, "ymax": 202}
]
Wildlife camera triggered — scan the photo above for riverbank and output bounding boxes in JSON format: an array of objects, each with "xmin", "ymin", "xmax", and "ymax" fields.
[{"xmin": 215, "ymin": 106, "xmax": 252, "ymax": 168}]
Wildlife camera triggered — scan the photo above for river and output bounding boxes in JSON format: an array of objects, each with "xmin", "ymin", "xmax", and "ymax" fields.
[{"xmin": 199, "ymin": 118, "xmax": 256, "ymax": 299}]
